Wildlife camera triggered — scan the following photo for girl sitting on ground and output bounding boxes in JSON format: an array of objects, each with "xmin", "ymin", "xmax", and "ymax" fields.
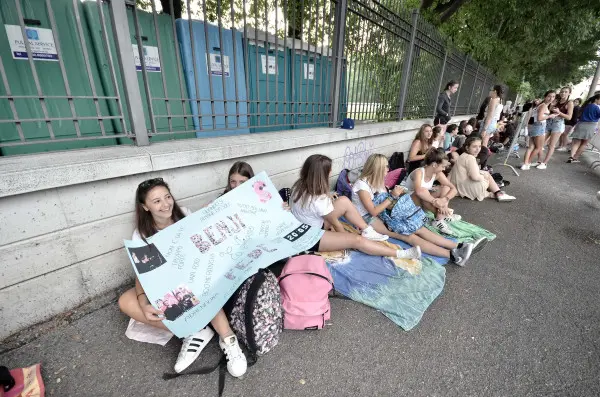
[
  {"xmin": 223, "ymin": 161, "xmax": 254, "ymax": 193},
  {"xmin": 290, "ymin": 154, "xmax": 421, "ymax": 261},
  {"xmin": 118, "ymin": 178, "xmax": 247, "ymax": 377},
  {"xmin": 444, "ymin": 124, "xmax": 459, "ymax": 151},
  {"xmin": 450, "ymin": 136, "xmax": 516, "ymax": 202},
  {"xmin": 407, "ymin": 124, "xmax": 433, "ymax": 174},
  {"xmin": 401, "ymin": 149, "xmax": 460, "ymax": 235},
  {"xmin": 429, "ymin": 126, "xmax": 444, "ymax": 149},
  {"xmin": 352, "ymin": 154, "xmax": 483, "ymax": 266}
]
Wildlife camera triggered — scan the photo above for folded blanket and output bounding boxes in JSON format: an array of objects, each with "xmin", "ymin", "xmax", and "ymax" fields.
[
  {"xmin": 424, "ymin": 211, "xmax": 496, "ymax": 242},
  {"xmin": 327, "ymin": 251, "xmax": 445, "ymax": 331}
]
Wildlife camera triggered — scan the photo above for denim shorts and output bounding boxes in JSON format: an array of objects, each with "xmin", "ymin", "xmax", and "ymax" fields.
[
  {"xmin": 529, "ymin": 122, "xmax": 546, "ymax": 137},
  {"xmin": 546, "ymin": 118, "xmax": 565, "ymax": 134}
]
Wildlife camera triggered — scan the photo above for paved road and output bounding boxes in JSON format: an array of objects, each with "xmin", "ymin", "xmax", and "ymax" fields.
[{"xmin": 2, "ymin": 151, "xmax": 600, "ymax": 397}]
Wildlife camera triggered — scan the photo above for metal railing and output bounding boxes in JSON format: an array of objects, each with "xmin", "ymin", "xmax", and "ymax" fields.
[{"xmin": 0, "ymin": 0, "xmax": 513, "ymax": 156}]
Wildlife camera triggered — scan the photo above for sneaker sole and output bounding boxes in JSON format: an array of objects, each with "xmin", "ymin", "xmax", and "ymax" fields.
[
  {"xmin": 364, "ymin": 236, "xmax": 389, "ymax": 242},
  {"xmin": 472, "ymin": 239, "xmax": 488, "ymax": 253}
]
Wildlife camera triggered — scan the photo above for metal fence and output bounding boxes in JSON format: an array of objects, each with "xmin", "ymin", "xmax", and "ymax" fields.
[{"xmin": 0, "ymin": 0, "xmax": 513, "ymax": 156}]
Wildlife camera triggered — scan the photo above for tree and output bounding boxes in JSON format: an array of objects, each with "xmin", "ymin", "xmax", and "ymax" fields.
[
  {"xmin": 419, "ymin": 0, "xmax": 471, "ymax": 24},
  {"xmin": 427, "ymin": 0, "xmax": 600, "ymax": 96}
]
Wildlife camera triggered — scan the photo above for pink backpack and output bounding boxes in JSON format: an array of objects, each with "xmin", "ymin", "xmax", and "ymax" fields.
[{"xmin": 278, "ymin": 255, "xmax": 333, "ymax": 330}]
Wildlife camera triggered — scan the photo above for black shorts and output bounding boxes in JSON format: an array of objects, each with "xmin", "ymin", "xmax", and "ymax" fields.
[{"xmin": 307, "ymin": 225, "xmax": 325, "ymax": 252}]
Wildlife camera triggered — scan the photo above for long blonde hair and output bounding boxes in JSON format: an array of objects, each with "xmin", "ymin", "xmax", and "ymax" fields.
[{"xmin": 359, "ymin": 154, "xmax": 387, "ymax": 191}]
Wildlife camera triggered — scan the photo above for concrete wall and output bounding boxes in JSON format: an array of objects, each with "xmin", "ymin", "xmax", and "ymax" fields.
[{"xmin": 0, "ymin": 118, "xmax": 468, "ymax": 340}]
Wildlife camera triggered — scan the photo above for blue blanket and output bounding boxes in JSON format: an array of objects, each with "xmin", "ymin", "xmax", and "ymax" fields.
[{"xmin": 327, "ymin": 238, "xmax": 446, "ymax": 331}]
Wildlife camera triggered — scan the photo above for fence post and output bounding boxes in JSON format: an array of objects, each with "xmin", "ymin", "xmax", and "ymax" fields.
[
  {"xmin": 466, "ymin": 63, "xmax": 479, "ymax": 114},
  {"xmin": 432, "ymin": 49, "xmax": 448, "ymax": 119},
  {"xmin": 330, "ymin": 0, "xmax": 348, "ymax": 127},
  {"xmin": 397, "ymin": 9, "xmax": 419, "ymax": 120},
  {"xmin": 452, "ymin": 54, "xmax": 468, "ymax": 116},
  {"xmin": 109, "ymin": 0, "xmax": 149, "ymax": 146}
]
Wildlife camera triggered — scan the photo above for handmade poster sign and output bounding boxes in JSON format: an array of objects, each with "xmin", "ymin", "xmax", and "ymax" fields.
[{"xmin": 124, "ymin": 172, "xmax": 324, "ymax": 337}]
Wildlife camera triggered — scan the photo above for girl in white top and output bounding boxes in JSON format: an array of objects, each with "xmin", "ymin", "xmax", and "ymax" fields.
[
  {"xmin": 429, "ymin": 126, "xmax": 444, "ymax": 149},
  {"xmin": 402, "ymin": 149, "xmax": 460, "ymax": 236},
  {"xmin": 119, "ymin": 178, "xmax": 247, "ymax": 378},
  {"xmin": 480, "ymin": 85, "xmax": 505, "ymax": 148},
  {"xmin": 290, "ymin": 154, "xmax": 421, "ymax": 260},
  {"xmin": 352, "ymin": 154, "xmax": 480, "ymax": 265}
]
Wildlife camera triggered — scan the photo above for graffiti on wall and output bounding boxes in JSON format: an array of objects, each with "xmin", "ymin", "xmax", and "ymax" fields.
[{"xmin": 342, "ymin": 139, "xmax": 375, "ymax": 170}]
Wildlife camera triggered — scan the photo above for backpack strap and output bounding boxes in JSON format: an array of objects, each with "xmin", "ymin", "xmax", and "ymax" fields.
[{"xmin": 244, "ymin": 270, "xmax": 268, "ymax": 353}]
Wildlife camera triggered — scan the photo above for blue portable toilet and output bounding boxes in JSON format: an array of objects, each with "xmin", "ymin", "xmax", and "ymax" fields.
[
  {"xmin": 244, "ymin": 28, "xmax": 291, "ymax": 133},
  {"xmin": 176, "ymin": 19, "xmax": 249, "ymax": 137},
  {"xmin": 288, "ymin": 39, "xmax": 331, "ymax": 129}
]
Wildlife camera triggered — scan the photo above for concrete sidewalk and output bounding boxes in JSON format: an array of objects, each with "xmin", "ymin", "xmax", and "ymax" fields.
[{"xmin": 2, "ymin": 150, "xmax": 600, "ymax": 397}]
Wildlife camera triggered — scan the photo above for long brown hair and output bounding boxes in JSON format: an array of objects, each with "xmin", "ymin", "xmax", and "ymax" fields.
[
  {"xmin": 223, "ymin": 161, "xmax": 255, "ymax": 193},
  {"xmin": 291, "ymin": 154, "xmax": 332, "ymax": 206},
  {"xmin": 415, "ymin": 124, "xmax": 432, "ymax": 153},
  {"xmin": 135, "ymin": 178, "xmax": 186, "ymax": 239}
]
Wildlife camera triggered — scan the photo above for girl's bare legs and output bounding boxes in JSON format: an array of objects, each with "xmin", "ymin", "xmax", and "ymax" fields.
[
  {"xmin": 329, "ymin": 196, "xmax": 368, "ymax": 232},
  {"xmin": 573, "ymin": 138, "xmax": 590, "ymax": 159},
  {"xmin": 526, "ymin": 135, "xmax": 545, "ymax": 164},
  {"xmin": 484, "ymin": 172, "xmax": 501, "ymax": 192},
  {"xmin": 542, "ymin": 132, "xmax": 561, "ymax": 164},
  {"xmin": 481, "ymin": 131, "xmax": 490, "ymax": 148},
  {"xmin": 119, "ymin": 289, "xmax": 233, "ymax": 337},
  {"xmin": 414, "ymin": 226, "xmax": 457, "ymax": 250},
  {"xmin": 318, "ymin": 230, "xmax": 398, "ymax": 257},
  {"xmin": 119, "ymin": 288, "xmax": 169, "ymax": 331},
  {"xmin": 370, "ymin": 218, "xmax": 450, "ymax": 258}
]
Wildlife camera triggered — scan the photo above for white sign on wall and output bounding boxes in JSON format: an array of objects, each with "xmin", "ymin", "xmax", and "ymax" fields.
[
  {"xmin": 5, "ymin": 24, "xmax": 58, "ymax": 61},
  {"xmin": 207, "ymin": 53, "xmax": 230, "ymax": 77},
  {"xmin": 132, "ymin": 44, "xmax": 161, "ymax": 72},
  {"xmin": 261, "ymin": 54, "xmax": 277, "ymax": 75},
  {"xmin": 303, "ymin": 63, "xmax": 315, "ymax": 80}
]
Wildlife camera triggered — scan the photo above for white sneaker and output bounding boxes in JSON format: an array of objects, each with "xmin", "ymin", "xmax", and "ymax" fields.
[
  {"xmin": 451, "ymin": 243, "xmax": 474, "ymax": 266},
  {"xmin": 219, "ymin": 335, "xmax": 247, "ymax": 378},
  {"xmin": 470, "ymin": 237, "xmax": 488, "ymax": 253},
  {"xmin": 174, "ymin": 326, "xmax": 215, "ymax": 373},
  {"xmin": 536, "ymin": 163, "xmax": 547, "ymax": 170},
  {"xmin": 520, "ymin": 164, "xmax": 531, "ymax": 170},
  {"xmin": 432, "ymin": 219, "xmax": 454, "ymax": 235},
  {"xmin": 556, "ymin": 147, "xmax": 568, "ymax": 152},
  {"xmin": 443, "ymin": 213, "xmax": 462, "ymax": 222},
  {"xmin": 361, "ymin": 225, "xmax": 389, "ymax": 241},
  {"xmin": 496, "ymin": 192, "xmax": 516, "ymax": 202},
  {"xmin": 396, "ymin": 246, "xmax": 421, "ymax": 260}
]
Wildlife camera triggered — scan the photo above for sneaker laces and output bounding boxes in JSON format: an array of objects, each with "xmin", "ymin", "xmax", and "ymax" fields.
[{"xmin": 222, "ymin": 337, "xmax": 244, "ymax": 362}]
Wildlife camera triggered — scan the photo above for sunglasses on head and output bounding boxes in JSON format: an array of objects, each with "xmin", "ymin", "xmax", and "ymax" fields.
[{"xmin": 138, "ymin": 177, "xmax": 164, "ymax": 190}]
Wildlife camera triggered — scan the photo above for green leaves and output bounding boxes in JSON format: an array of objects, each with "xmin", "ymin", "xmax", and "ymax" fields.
[{"xmin": 424, "ymin": 0, "xmax": 600, "ymax": 95}]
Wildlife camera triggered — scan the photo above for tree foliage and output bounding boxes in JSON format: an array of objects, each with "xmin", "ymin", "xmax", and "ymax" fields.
[{"xmin": 426, "ymin": 0, "xmax": 600, "ymax": 97}]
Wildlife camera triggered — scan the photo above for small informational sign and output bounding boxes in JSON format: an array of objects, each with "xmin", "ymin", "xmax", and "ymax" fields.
[
  {"xmin": 207, "ymin": 53, "xmax": 230, "ymax": 77},
  {"xmin": 303, "ymin": 63, "xmax": 315, "ymax": 80},
  {"xmin": 261, "ymin": 54, "xmax": 277, "ymax": 75},
  {"xmin": 5, "ymin": 24, "xmax": 58, "ymax": 61},
  {"xmin": 132, "ymin": 44, "xmax": 161, "ymax": 72}
]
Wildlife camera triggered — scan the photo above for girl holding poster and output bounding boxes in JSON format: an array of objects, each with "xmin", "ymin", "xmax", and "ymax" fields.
[{"xmin": 118, "ymin": 178, "xmax": 247, "ymax": 377}]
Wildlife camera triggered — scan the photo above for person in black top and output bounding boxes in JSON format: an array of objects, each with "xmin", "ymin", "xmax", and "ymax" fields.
[
  {"xmin": 435, "ymin": 80, "xmax": 459, "ymax": 132},
  {"xmin": 557, "ymin": 97, "xmax": 581, "ymax": 151}
]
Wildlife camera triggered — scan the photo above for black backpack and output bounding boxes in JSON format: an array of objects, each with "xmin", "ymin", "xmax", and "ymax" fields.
[{"xmin": 389, "ymin": 152, "xmax": 405, "ymax": 171}]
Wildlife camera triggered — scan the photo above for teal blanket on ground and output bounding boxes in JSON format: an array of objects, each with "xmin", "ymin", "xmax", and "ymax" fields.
[
  {"xmin": 424, "ymin": 211, "xmax": 496, "ymax": 242},
  {"xmin": 327, "ymin": 250, "xmax": 446, "ymax": 331}
]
